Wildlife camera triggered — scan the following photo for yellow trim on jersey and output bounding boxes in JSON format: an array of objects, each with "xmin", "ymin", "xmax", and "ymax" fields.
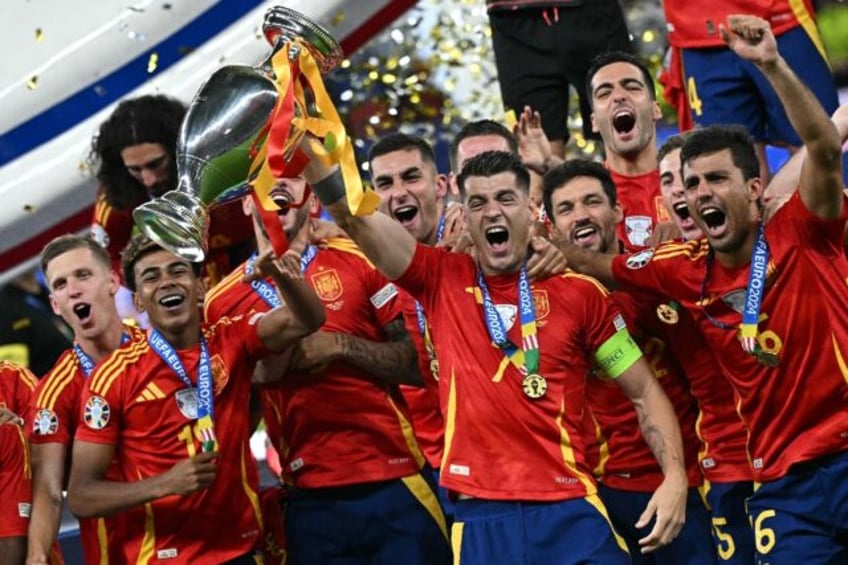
[
  {"xmin": 96, "ymin": 517, "xmax": 108, "ymax": 565},
  {"xmin": 590, "ymin": 411, "xmax": 609, "ymax": 480},
  {"xmin": 441, "ymin": 369, "xmax": 458, "ymax": 470},
  {"xmin": 138, "ymin": 501, "xmax": 156, "ymax": 565},
  {"xmin": 38, "ymin": 354, "xmax": 77, "ymax": 411},
  {"xmin": 562, "ymin": 271, "xmax": 610, "ymax": 297},
  {"xmin": 451, "ymin": 522, "xmax": 464, "ymax": 565},
  {"xmin": 401, "ymin": 473, "xmax": 448, "ymax": 541},
  {"xmin": 387, "ymin": 393, "xmax": 426, "ymax": 468},
  {"xmin": 697, "ymin": 480, "xmax": 712, "ymax": 511},
  {"xmin": 94, "ymin": 194, "xmax": 113, "ymax": 225},
  {"xmin": 555, "ymin": 399, "xmax": 596, "ymax": 494},
  {"xmin": 831, "ymin": 333, "xmax": 848, "ymax": 386},
  {"xmin": 321, "ymin": 237, "xmax": 374, "ymax": 267},
  {"xmin": 14, "ymin": 425, "xmax": 31, "ymax": 479},
  {"xmin": 584, "ymin": 493, "xmax": 629, "ymax": 555},
  {"xmin": 241, "ymin": 444, "xmax": 264, "ymax": 533},
  {"xmin": 788, "ymin": 0, "xmax": 827, "ymax": 60},
  {"xmin": 2, "ymin": 361, "xmax": 39, "ymax": 391},
  {"xmin": 694, "ymin": 406, "xmax": 710, "ymax": 472},
  {"xmin": 89, "ymin": 341, "xmax": 148, "ymax": 396},
  {"xmin": 203, "ymin": 261, "xmax": 249, "ymax": 319}
]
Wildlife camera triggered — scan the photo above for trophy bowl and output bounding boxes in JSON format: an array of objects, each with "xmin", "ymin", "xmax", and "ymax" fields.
[{"xmin": 262, "ymin": 6, "xmax": 343, "ymax": 74}]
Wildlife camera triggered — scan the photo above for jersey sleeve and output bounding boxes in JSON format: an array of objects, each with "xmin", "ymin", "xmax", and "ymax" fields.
[
  {"xmin": 393, "ymin": 243, "xmax": 450, "ymax": 314},
  {"xmin": 29, "ymin": 364, "xmax": 77, "ymax": 446},
  {"xmin": 214, "ymin": 313, "xmax": 272, "ymax": 365},
  {"xmin": 366, "ymin": 264, "xmax": 404, "ymax": 328},
  {"xmin": 773, "ymin": 191, "xmax": 848, "ymax": 255},
  {"xmin": 75, "ymin": 362, "xmax": 124, "ymax": 446},
  {"xmin": 0, "ymin": 424, "xmax": 31, "ymax": 537},
  {"xmin": 91, "ymin": 191, "xmax": 135, "ymax": 279},
  {"xmin": 610, "ymin": 245, "xmax": 680, "ymax": 298}
]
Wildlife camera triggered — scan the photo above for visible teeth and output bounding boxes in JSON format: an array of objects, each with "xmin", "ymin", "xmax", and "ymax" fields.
[
  {"xmin": 485, "ymin": 226, "xmax": 509, "ymax": 244},
  {"xmin": 159, "ymin": 294, "xmax": 184, "ymax": 307},
  {"xmin": 673, "ymin": 202, "xmax": 690, "ymax": 219},
  {"xmin": 394, "ymin": 205, "xmax": 417, "ymax": 221},
  {"xmin": 575, "ymin": 226, "xmax": 597, "ymax": 238},
  {"xmin": 73, "ymin": 303, "xmax": 91, "ymax": 319}
]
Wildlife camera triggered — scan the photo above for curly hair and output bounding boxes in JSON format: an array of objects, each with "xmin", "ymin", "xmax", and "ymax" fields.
[{"xmin": 90, "ymin": 95, "xmax": 186, "ymax": 210}]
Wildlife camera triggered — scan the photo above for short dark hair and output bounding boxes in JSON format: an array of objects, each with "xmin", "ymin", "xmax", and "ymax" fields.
[
  {"xmin": 121, "ymin": 234, "xmax": 201, "ymax": 292},
  {"xmin": 90, "ymin": 95, "xmax": 186, "ymax": 210},
  {"xmin": 657, "ymin": 132, "xmax": 690, "ymax": 165},
  {"xmin": 456, "ymin": 151, "xmax": 529, "ymax": 198},
  {"xmin": 585, "ymin": 51, "xmax": 656, "ymax": 107},
  {"xmin": 542, "ymin": 159, "xmax": 618, "ymax": 217},
  {"xmin": 680, "ymin": 125, "xmax": 759, "ymax": 181},
  {"xmin": 368, "ymin": 133, "xmax": 437, "ymax": 171},
  {"xmin": 450, "ymin": 119, "xmax": 518, "ymax": 173},
  {"xmin": 41, "ymin": 235, "xmax": 112, "ymax": 280}
]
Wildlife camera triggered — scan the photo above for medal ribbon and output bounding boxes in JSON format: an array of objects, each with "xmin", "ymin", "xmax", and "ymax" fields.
[
  {"xmin": 245, "ymin": 245, "xmax": 319, "ymax": 309},
  {"xmin": 74, "ymin": 332, "xmax": 131, "ymax": 377},
  {"xmin": 739, "ymin": 225, "xmax": 769, "ymax": 356},
  {"xmin": 477, "ymin": 265, "xmax": 540, "ymax": 376},
  {"xmin": 414, "ymin": 213, "xmax": 447, "ymax": 370},
  {"xmin": 148, "ymin": 330, "xmax": 216, "ymax": 452}
]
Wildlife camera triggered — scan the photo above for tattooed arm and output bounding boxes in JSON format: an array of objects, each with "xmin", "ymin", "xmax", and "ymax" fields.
[
  {"xmin": 289, "ymin": 317, "xmax": 423, "ymax": 386},
  {"xmin": 616, "ymin": 359, "xmax": 688, "ymax": 554}
]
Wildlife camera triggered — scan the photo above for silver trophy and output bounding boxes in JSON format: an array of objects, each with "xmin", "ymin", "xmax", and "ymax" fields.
[{"xmin": 133, "ymin": 6, "xmax": 343, "ymax": 262}]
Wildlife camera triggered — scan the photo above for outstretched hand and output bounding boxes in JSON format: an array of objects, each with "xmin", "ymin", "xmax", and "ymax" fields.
[
  {"xmin": 720, "ymin": 15, "xmax": 778, "ymax": 66},
  {"xmin": 636, "ymin": 474, "xmax": 687, "ymax": 553},
  {"xmin": 514, "ymin": 106, "xmax": 554, "ymax": 174}
]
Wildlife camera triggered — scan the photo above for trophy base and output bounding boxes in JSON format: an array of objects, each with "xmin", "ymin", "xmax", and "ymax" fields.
[
  {"xmin": 262, "ymin": 6, "xmax": 343, "ymax": 73},
  {"xmin": 133, "ymin": 191, "xmax": 209, "ymax": 263}
]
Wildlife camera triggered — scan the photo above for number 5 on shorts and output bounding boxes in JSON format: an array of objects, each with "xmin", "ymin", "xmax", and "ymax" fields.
[{"xmin": 711, "ymin": 517, "xmax": 736, "ymax": 560}]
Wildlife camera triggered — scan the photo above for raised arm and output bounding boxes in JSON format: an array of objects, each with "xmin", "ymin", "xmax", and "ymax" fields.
[
  {"xmin": 253, "ymin": 248, "xmax": 326, "ymax": 352},
  {"xmin": 722, "ymin": 15, "xmax": 843, "ymax": 218},
  {"xmin": 68, "ymin": 441, "xmax": 217, "ymax": 518},
  {"xmin": 553, "ymin": 240, "xmax": 618, "ymax": 288},
  {"xmin": 302, "ymin": 136, "xmax": 418, "ymax": 281}
]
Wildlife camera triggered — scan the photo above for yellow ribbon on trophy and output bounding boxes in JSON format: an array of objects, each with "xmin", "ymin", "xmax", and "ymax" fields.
[{"xmin": 250, "ymin": 42, "xmax": 379, "ymax": 217}]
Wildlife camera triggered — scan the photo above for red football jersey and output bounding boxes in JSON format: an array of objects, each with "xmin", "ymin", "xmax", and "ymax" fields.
[
  {"xmin": 205, "ymin": 238, "xmax": 425, "ymax": 489},
  {"xmin": 29, "ymin": 326, "xmax": 143, "ymax": 563},
  {"xmin": 0, "ymin": 362, "xmax": 37, "ymax": 537},
  {"xmin": 609, "ymin": 168, "xmax": 668, "ymax": 251},
  {"xmin": 396, "ymin": 243, "xmax": 632, "ymax": 501},
  {"xmin": 585, "ymin": 291, "xmax": 702, "ymax": 492},
  {"xmin": 663, "ymin": 0, "xmax": 817, "ymax": 48},
  {"xmin": 612, "ymin": 192, "xmax": 848, "ymax": 482},
  {"xmin": 76, "ymin": 315, "xmax": 269, "ymax": 564},
  {"xmin": 400, "ymin": 291, "xmax": 445, "ymax": 470},
  {"xmin": 662, "ymin": 309, "xmax": 751, "ymax": 483}
]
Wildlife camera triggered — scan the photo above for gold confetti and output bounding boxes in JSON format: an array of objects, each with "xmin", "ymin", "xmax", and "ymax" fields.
[
  {"xmin": 331, "ymin": 11, "xmax": 345, "ymax": 27},
  {"xmin": 147, "ymin": 52, "xmax": 159, "ymax": 73},
  {"xmin": 26, "ymin": 76, "xmax": 38, "ymax": 90},
  {"xmin": 35, "ymin": 28, "xmax": 44, "ymax": 42}
]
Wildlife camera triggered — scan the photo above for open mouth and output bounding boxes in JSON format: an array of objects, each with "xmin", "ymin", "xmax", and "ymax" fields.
[
  {"xmin": 271, "ymin": 191, "xmax": 294, "ymax": 216},
  {"xmin": 72, "ymin": 303, "xmax": 92, "ymax": 321},
  {"xmin": 572, "ymin": 223, "xmax": 599, "ymax": 247},
  {"xmin": 485, "ymin": 225, "xmax": 509, "ymax": 250},
  {"xmin": 700, "ymin": 206, "xmax": 727, "ymax": 236},
  {"xmin": 158, "ymin": 294, "xmax": 186, "ymax": 309},
  {"xmin": 393, "ymin": 205, "xmax": 419, "ymax": 224},
  {"xmin": 612, "ymin": 110, "xmax": 636, "ymax": 134},
  {"xmin": 672, "ymin": 201, "xmax": 690, "ymax": 220}
]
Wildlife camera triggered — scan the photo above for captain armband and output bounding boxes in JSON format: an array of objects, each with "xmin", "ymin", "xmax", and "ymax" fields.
[{"xmin": 594, "ymin": 329, "xmax": 643, "ymax": 379}]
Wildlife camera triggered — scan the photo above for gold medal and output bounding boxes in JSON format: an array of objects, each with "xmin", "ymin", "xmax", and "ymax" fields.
[
  {"xmin": 429, "ymin": 358, "xmax": 440, "ymax": 380},
  {"xmin": 656, "ymin": 303, "xmax": 679, "ymax": 325},
  {"xmin": 756, "ymin": 351, "xmax": 780, "ymax": 368},
  {"xmin": 522, "ymin": 373, "xmax": 547, "ymax": 399}
]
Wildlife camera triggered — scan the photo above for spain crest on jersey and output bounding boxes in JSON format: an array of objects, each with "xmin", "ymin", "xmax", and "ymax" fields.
[
  {"xmin": 311, "ymin": 268, "xmax": 344, "ymax": 302},
  {"xmin": 84, "ymin": 396, "xmax": 110, "ymax": 430},
  {"xmin": 532, "ymin": 290, "xmax": 550, "ymax": 321},
  {"xmin": 210, "ymin": 354, "xmax": 229, "ymax": 394},
  {"xmin": 32, "ymin": 408, "xmax": 59, "ymax": 436}
]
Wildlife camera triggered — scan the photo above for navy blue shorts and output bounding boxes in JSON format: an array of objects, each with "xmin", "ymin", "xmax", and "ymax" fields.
[
  {"xmin": 285, "ymin": 472, "xmax": 450, "ymax": 565},
  {"xmin": 681, "ymin": 25, "xmax": 838, "ymax": 146},
  {"xmin": 452, "ymin": 495, "xmax": 630, "ymax": 564},
  {"xmin": 598, "ymin": 483, "xmax": 717, "ymax": 564},
  {"xmin": 746, "ymin": 450, "xmax": 848, "ymax": 563},
  {"xmin": 700, "ymin": 480, "xmax": 755, "ymax": 564}
]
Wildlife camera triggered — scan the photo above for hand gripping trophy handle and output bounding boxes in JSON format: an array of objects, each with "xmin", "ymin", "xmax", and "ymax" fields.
[{"xmin": 133, "ymin": 6, "xmax": 348, "ymax": 262}]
